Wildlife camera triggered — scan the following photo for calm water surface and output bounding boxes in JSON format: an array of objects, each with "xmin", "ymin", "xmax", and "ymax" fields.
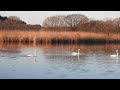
[{"xmin": 0, "ymin": 43, "xmax": 120, "ymax": 79}]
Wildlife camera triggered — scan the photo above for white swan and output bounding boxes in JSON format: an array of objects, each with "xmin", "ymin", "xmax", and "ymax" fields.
[
  {"xmin": 110, "ymin": 50, "xmax": 118, "ymax": 58},
  {"xmin": 27, "ymin": 50, "xmax": 37, "ymax": 57},
  {"xmin": 72, "ymin": 49, "xmax": 80, "ymax": 59}
]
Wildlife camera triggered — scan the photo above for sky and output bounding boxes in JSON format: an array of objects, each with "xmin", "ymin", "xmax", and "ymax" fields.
[{"xmin": 0, "ymin": 11, "xmax": 120, "ymax": 25}]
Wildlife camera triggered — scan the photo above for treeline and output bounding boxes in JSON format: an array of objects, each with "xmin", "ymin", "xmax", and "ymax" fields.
[
  {"xmin": 0, "ymin": 15, "xmax": 41, "ymax": 30},
  {"xmin": 0, "ymin": 14, "xmax": 120, "ymax": 33},
  {"xmin": 42, "ymin": 14, "xmax": 120, "ymax": 33}
]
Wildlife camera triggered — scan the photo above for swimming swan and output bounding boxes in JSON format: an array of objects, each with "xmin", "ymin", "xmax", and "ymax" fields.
[
  {"xmin": 110, "ymin": 50, "xmax": 118, "ymax": 58},
  {"xmin": 27, "ymin": 50, "xmax": 37, "ymax": 57},
  {"xmin": 72, "ymin": 49, "xmax": 80, "ymax": 59}
]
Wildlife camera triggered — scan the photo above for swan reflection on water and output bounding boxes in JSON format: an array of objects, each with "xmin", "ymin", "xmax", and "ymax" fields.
[
  {"xmin": 22, "ymin": 50, "xmax": 37, "ymax": 62},
  {"xmin": 110, "ymin": 50, "xmax": 119, "ymax": 64},
  {"xmin": 26, "ymin": 50, "xmax": 37, "ymax": 57},
  {"xmin": 0, "ymin": 49, "xmax": 37, "ymax": 62}
]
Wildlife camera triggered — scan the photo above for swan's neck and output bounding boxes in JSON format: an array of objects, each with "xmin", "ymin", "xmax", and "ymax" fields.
[
  {"xmin": 78, "ymin": 49, "xmax": 80, "ymax": 54},
  {"xmin": 78, "ymin": 49, "xmax": 80, "ymax": 59},
  {"xmin": 116, "ymin": 51, "xmax": 118, "ymax": 56}
]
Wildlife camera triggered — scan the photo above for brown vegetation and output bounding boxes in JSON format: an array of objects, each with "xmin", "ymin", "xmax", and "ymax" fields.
[
  {"xmin": 0, "ymin": 30, "xmax": 119, "ymax": 44},
  {"xmin": 42, "ymin": 14, "xmax": 89, "ymax": 31},
  {"xmin": 0, "ymin": 15, "xmax": 41, "ymax": 30},
  {"xmin": 42, "ymin": 14, "xmax": 120, "ymax": 35}
]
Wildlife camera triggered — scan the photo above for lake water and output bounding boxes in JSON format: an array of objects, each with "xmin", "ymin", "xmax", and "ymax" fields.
[{"xmin": 0, "ymin": 43, "xmax": 120, "ymax": 79}]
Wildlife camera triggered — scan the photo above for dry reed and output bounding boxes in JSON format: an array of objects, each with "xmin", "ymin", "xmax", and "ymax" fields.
[{"xmin": 0, "ymin": 30, "xmax": 119, "ymax": 44}]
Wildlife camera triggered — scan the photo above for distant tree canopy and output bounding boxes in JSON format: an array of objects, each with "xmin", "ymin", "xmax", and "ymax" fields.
[
  {"xmin": 42, "ymin": 14, "xmax": 120, "ymax": 33},
  {"xmin": 0, "ymin": 18, "xmax": 26, "ymax": 25},
  {"xmin": 0, "ymin": 14, "xmax": 120, "ymax": 33},
  {"xmin": 0, "ymin": 15, "xmax": 41, "ymax": 30},
  {"xmin": 8, "ymin": 16, "xmax": 21, "ymax": 21},
  {"xmin": 113, "ymin": 18, "xmax": 120, "ymax": 27},
  {"xmin": 0, "ymin": 15, "xmax": 26, "ymax": 25},
  {"xmin": 64, "ymin": 14, "xmax": 89, "ymax": 30},
  {"xmin": 79, "ymin": 20, "xmax": 118, "ymax": 35},
  {"xmin": 42, "ymin": 14, "xmax": 89, "ymax": 31},
  {"xmin": 42, "ymin": 15, "xmax": 67, "ymax": 28}
]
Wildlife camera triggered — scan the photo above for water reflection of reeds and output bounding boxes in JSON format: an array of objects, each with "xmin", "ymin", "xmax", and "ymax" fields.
[
  {"xmin": 0, "ymin": 42, "xmax": 120, "ymax": 53},
  {"xmin": 0, "ymin": 43, "xmax": 120, "ymax": 62},
  {"xmin": 41, "ymin": 44, "xmax": 120, "ymax": 53}
]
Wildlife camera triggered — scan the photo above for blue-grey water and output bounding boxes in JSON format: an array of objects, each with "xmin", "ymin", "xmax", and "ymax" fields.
[{"xmin": 0, "ymin": 44, "xmax": 120, "ymax": 79}]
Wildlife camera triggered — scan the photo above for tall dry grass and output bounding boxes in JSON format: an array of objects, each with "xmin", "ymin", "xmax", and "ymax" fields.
[{"xmin": 0, "ymin": 30, "xmax": 119, "ymax": 44}]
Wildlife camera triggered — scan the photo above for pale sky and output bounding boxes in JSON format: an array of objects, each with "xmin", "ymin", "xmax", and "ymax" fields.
[{"xmin": 0, "ymin": 11, "xmax": 120, "ymax": 25}]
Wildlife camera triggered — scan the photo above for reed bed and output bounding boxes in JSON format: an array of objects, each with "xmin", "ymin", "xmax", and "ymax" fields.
[{"xmin": 0, "ymin": 30, "xmax": 119, "ymax": 44}]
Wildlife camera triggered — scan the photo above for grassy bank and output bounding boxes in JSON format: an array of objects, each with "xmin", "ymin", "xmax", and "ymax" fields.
[{"xmin": 0, "ymin": 30, "xmax": 120, "ymax": 44}]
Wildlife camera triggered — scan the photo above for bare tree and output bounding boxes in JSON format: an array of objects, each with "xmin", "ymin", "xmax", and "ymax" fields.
[
  {"xmin": 42, "ymin": 15, "xmax": 67, "ymax": 28},
  {"xmin": 64, "ymin": 14, "xmax": 89, "ymax": 31},
  {"xmin": 104, "ymin": 18, "xmax": 113, "ymax": 25},
  {"xmin": 113, "ymin": 17, "xmax": 120, "ymax": 32},
  {"xmin": 113, "ymin": 18, "xmax": 120, "ymax": 29}
]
